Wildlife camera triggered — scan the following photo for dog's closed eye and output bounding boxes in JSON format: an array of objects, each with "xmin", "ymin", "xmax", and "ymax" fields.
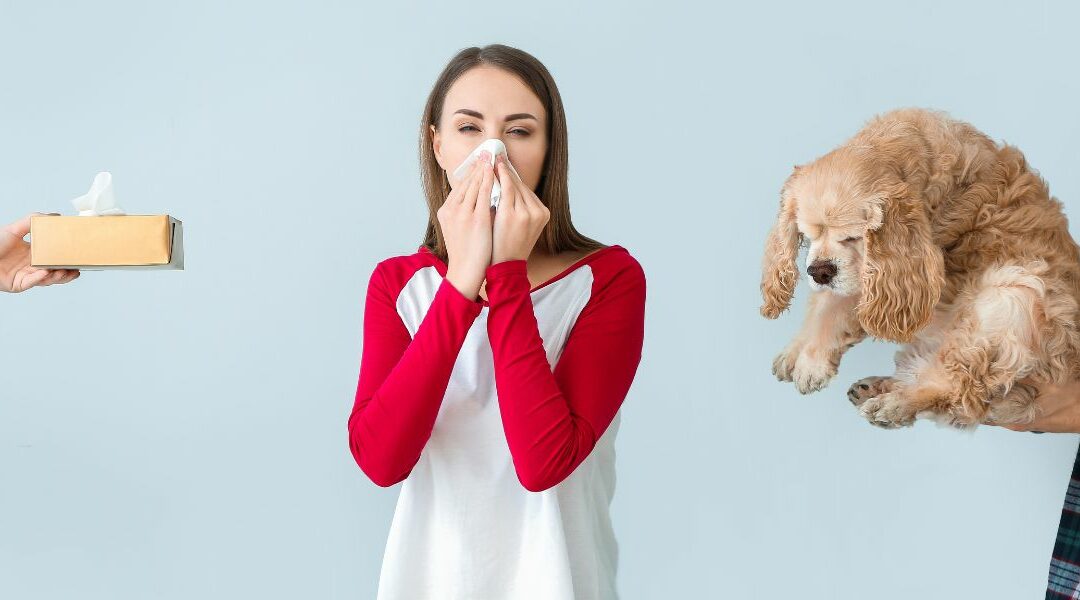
[{"xmin": 841, "ymin": 236, "xmax": 863, "ymax": 244}]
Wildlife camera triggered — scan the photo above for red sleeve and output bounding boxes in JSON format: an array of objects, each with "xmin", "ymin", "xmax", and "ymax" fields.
[
  {"xmin": 347, "ymin": 260, "xmax": 484, "ymax": 487},
  {"xmin": 484, "ymin": 254, "xmax": 646, "ymax": 492}
]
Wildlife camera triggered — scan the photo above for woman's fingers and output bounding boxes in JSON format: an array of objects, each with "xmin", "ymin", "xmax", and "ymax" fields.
[
  {"xmin": 462, "ymin": 154, "xmax": 488, "ymax": 210},
  {"xmin": 476, "ymin": 157, "xmax": 495, "ymax": 215},
  {"xmin": 447, "ymin": 158, "xmax": 480, "ymax": 205},
  {"xmin": 502, "ymin": 157, "xmax": 534, "ymax": 209},
  {"xmin": 496, "ymin": 159, "xmax": 517, "ymax": 211},
  {"xmin": 451, "ymin": 157, "xmax": 482, "ymax": 201},
  {"xmin": 508, "ymin": 163, "xmax": 546, "ymax": 220},
  {"xmin": 501, "ymin": 154, "xmax": 524, "ymax": 184}
]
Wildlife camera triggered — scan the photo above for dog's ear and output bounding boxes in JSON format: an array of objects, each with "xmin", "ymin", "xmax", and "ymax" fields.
[
  {"xmin": 760, "ymin": 166, "xmax": 803, "ymax": 318},
  {"xmin": 856, "ymin": 185, "xmax": 944, "ymax": 342}
]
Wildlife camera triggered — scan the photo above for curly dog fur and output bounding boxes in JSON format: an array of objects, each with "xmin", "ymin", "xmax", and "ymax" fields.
[{"xmin": 761, "ymin": 107, "xmax": 1080, "ymax": 428}]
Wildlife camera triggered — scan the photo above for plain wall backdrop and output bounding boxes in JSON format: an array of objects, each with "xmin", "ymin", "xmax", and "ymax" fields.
[{"xmin": 3, "ymin": 1, "xmax": 1080, "ymax": 598}]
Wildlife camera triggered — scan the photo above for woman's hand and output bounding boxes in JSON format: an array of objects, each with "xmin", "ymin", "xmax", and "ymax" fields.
[
  {"xmin": 0, "ymin": 214, "xmax": 80, "ymax": 293},
  {"xmin": 998, "ymin": 377, "xmax": 1080, "ymax": 433},
  {"xmin": 492, "ymin": 154, "xmax": 549, "ymax": 264},
  {"xmin": 438, "ymin": 152, "xmax": 495, "ymax": 301}
]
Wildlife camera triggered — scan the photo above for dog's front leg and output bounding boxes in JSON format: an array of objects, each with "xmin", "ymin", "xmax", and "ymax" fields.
[{"xmin": 773, "ymin": 291, "xmax": 866, "ymax": 394}]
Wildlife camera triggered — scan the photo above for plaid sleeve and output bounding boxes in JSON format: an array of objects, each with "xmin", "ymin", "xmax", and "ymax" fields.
[{"xmin": 1047, "ymin": 439, "xmax": 1080, "ymax": 599}]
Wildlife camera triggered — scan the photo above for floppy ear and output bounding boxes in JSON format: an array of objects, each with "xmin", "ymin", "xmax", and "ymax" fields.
[
  {"xmin": 856, "ymin": 185, "xmax": 945, "ymax": 342},
  {"xmin": 760, "ymin": 167, "xmax": 803, "ymax": 319}
]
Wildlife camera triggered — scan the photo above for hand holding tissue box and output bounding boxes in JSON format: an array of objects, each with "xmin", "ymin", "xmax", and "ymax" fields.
[{"xmin": 30, "ymin": 172, "xmax": 184, "ymax": 270}]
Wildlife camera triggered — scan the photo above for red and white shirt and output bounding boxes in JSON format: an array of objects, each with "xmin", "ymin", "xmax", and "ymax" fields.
[{"xmin": 348, "ymin": 243, "xmax": 646, "ymax": 600}]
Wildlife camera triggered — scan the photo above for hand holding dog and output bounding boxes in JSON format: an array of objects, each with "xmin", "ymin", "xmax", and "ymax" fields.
[{"xmin": 998, "ymin": 378, "xmax": 1080, "ymax": 433}]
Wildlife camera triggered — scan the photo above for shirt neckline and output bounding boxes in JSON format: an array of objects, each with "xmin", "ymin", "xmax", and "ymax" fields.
[{"xmin": 417, "ymin": 244, "xmax": 623, "ymax": 307}]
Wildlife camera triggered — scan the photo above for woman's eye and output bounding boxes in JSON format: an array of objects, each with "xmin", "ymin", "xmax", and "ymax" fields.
[{"xmin": 457, "ymin": 124, "xmax": 529, "ymax": 136}]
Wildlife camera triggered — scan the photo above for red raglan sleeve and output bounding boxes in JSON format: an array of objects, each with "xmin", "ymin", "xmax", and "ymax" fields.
[
  {"xmin": 483, "ymin": 254, "xmax": 646, "ymax": 492},
  {"xmin": 347, "ymin": 260, "xmax": 484, "ymax": 487}
]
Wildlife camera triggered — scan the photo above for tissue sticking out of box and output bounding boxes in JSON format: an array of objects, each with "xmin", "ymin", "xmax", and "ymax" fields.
[{"xmin": 72, "ymin": 171, "xmax": 126, "ymax": 216}]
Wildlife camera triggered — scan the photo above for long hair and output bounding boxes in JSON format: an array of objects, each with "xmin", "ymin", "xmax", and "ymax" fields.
[{"xmin": 418, "ymin": 44, "xmax": 603, "ymax": 262}]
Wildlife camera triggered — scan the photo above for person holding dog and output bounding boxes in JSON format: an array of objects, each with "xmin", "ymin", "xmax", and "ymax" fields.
[{"xmin": 994, "ymin": 381, "xmax": 1080, "ymax": 599}]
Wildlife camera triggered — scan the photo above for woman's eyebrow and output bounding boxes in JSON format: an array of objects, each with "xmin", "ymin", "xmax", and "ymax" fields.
[{"xmin": 452, "ymin": 108, "xmax": 538, "ymax": 122}]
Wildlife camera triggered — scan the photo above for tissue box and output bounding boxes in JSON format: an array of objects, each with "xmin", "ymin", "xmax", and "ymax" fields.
[{"xmin": 30, "ymin": 215, "xmax": 184, "ymax": 270}]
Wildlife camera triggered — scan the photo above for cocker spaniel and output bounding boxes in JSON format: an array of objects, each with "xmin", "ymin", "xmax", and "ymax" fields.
[{"xmin": 760, "ymin": 107, "xmax": 1080, "ymax": 428}]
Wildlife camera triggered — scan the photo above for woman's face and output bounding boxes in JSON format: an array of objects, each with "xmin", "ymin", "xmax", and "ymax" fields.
[{"xmin": 431, "ymin": 66, "xmax": 548, "ymax": 193}]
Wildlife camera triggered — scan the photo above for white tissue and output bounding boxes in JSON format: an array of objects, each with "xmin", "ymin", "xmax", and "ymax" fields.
[
  {"xmin": 72, "ymin": 171, "xmax": 125, "ymax": 216},
  {"xmin": 451, "ymin": 138, "xmax": 521, "ymax": 209}
]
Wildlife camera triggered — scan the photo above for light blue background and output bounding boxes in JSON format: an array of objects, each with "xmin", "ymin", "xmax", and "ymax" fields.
[{"xmin": 3, "ymin": 1, "xmax": 1080, "ymax": 598}]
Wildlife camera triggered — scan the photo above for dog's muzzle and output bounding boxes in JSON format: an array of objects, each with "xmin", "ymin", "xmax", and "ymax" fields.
[{"xmin": 807, "ymin": 260, "xmax": 838, "ymax": 286}]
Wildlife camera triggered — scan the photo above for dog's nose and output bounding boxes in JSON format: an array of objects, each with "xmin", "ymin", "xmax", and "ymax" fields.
[{"xmin": 807, "ymin": 260, "xmax": 838, "ymax": 285}]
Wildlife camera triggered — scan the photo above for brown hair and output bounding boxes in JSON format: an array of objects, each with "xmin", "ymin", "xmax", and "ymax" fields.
[{"xmin": 418, "ymin": 44, "xmax": 604, "ymax": 262}]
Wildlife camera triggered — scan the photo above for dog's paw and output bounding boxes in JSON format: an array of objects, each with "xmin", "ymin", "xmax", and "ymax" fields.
[
  {"xmin": 771, "ymin": 345, "xmax": 802, "ymax": 382},
  {"xmin": 791, "ymin": 354, "xmax": 837, "ymax": 394},
  {"xmin": 858, "ymin": 391, "xmax": 916, "ymax": 429},
  {"xmin": 773, "ymin": 343, "xmax": 836, "ymax": 393},
  {"xmin": 846, "ymin": 376, "xmax": 896, "ymax": 408}
]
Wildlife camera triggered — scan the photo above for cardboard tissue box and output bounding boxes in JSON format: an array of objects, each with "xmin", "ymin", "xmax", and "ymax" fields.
[{"xmin": 29, "ymin": 172, "xmax": 184, "ymax": 270}]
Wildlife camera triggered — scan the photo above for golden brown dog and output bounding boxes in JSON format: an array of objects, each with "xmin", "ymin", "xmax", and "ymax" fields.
[{"xmin": 760, "ymin": 107, "xmax": 1080, "ymax": 428}]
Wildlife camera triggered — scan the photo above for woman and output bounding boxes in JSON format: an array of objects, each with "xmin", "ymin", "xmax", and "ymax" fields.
[{"xmin": 346, "ymin": 44, "xmax": 646, "ymax": 600}]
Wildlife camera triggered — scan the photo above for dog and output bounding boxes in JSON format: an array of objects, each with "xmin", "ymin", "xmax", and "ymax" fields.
[{"xmin": 760, "ymin": 107, "xmax": 1080, "ymax": 428}]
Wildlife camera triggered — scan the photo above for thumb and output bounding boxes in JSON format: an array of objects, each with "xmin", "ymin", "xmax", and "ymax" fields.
[
  {"xmin": 3, "ymin": 214, "xmax": 34, "ymax": 239},
  {"xmin": 3, "ymin": 213, "xmax": 56, "ymax": 239}
]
